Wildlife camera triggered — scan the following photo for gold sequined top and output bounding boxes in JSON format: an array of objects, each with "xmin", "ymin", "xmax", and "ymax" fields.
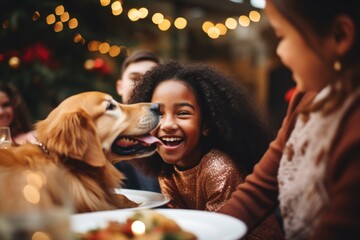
[
  {"xmin": 159, "ymin": 149, "xmax": 243, "ymax": 211},
  {"xmin": 159, "ymin": 149, "xmax": 284, "ymax": 240}
]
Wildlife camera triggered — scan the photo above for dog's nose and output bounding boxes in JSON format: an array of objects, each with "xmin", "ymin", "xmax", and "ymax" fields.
[{"xmin": 150, "ymin": 103, "xmax": 160, "ymax": 115}]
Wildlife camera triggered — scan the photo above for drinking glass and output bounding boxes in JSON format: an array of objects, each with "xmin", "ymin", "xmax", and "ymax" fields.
[
  {"xmin": 0, "ymin": 167, "xmax": 74, "ymax": 240},
  {"xmin": 0, "ymin": 127, "xmax": 12, "ymax": 149}
]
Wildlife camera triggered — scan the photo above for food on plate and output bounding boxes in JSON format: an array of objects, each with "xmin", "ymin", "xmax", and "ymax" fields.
[{"xmin": 75, "ymin": 210, "xmax": 197, "ymax": 240}]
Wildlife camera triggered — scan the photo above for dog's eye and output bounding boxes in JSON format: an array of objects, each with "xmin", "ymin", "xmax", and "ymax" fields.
[{"xmin": 106, "ymin": 102, "xmax": 116, "ymax": 111}]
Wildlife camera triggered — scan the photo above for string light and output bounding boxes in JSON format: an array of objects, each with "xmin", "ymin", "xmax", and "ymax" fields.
[
  {"xmin": 239, "ymin": 15, "xmax": 250, "ymax": 27},
  {"xmin": 46, "ymin": 14, "xmax": 56, "ymax": 25},
  {"xmin": 55, "ymin": 5, "xmax": 65, "ymax": 15},
  {"xmin": 202, "ymin": 21, "xmax": 214, "ymax": 32},
  {"xmin": 31, "ymin": 1, "xmax": 264, "ymax": 62},
  {"xmin": 225, "ymin": 17, "xmax": 237, "ymax": 29},
  {"xmin": 100, "ymin": 0, "xmax": 111, "ymax": 7},
  {"xmin": 138, "ymin": 8, "xmax": 149, "ymax": 19},
  {"xmin": 60, "ymin": 12, "xmax": 70, "ymax": 22},
  {"xmin": 174, "ymin": 17, "xmax": 187, "ymax": 30},
  {"xmin": 249, "ymin": 10, "xmax": 261, "ymax": 22},
  {"xmin": 54, "ymin": 21, "xmax": 63, "ymax": 32},
  {"xmin": 68, "ymin": 18, "xmax": 78, "ymax": 29},
  {"xmin": 158, "ymin": 18, "xmax": 171, "ymax": 31}
]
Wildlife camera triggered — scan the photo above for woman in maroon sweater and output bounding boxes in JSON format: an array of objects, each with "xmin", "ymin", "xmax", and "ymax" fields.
[{"xmin": 219, "ymin": 0, "xmax": 360, "ymax": 239}]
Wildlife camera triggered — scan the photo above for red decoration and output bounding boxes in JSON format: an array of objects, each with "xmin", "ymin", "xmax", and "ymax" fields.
[
  {"xmin": 22, "ymin": 42, "xmax": 50, "ymax": 63},
  {"xmin": 285, "ymin": 87, "xmax": 297, "ymax": 103}
]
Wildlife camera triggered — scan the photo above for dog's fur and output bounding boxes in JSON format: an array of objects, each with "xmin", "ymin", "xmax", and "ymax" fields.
[{"xmin": 0, "ymin": 92, "xmax": 160, "ymax": 213}]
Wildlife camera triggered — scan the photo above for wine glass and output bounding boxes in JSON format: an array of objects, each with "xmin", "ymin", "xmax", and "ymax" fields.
[{"xmin": 0, "ymin": 127, "xmax": 12, "ymax": 149}]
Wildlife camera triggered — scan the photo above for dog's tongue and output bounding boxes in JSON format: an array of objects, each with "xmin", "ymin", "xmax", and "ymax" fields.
[{"xmin": 133, "ymin": 135, "xmax": 161, "ymax": 145}]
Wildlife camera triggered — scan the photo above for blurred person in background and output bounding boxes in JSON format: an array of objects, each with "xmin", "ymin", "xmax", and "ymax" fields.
[{"xmin": 0, "ymin": 82, "xmax": 34, "ymax": 145}]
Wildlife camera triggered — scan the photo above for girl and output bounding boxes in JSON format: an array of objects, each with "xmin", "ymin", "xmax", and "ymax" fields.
[
  {"xmin": 129, "ymin": 61, "xmax": 283, "ymax": 239},
  {"xmin": 219, "ymin": 0, "xmax": 360, "ymax": 239}
]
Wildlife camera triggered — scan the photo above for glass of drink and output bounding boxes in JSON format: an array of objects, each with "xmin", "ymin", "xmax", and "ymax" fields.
[{"xmin": 0, "ymin": 127, "xmax": 12, "ymax": 149}]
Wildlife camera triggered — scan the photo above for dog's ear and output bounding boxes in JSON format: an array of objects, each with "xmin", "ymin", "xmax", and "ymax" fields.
[{"xmin": 36, "ymin": 109, "xmax": 107, "ymax": 167}]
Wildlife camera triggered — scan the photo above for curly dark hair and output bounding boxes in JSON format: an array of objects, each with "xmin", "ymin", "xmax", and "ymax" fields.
[
  {"xmin": 0, "ymin": 82, "xmax": 32, "ymax": 137},
  {"xmin": 129, "ymin": 61, "xmax": 272, "ymax": 176}
]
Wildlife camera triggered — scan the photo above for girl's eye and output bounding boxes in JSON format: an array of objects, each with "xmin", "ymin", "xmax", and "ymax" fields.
[
  {"xmin": 177, "ymin": 111, "xmax": 191, "ymax": 116},
  {"xmin": 106, "ymin": 102, "xmax": 116, "ymax": 111}
]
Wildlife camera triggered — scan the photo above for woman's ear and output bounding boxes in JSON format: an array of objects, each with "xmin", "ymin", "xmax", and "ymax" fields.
[{"xmin": 333, "ymin": 15, "xmax": 355, "ymax": 56}]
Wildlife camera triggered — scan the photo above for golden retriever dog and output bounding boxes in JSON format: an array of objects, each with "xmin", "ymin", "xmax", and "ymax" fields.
[{"xmin": 0, "ymin": 91, "xmax": 160, "ymax": 213}]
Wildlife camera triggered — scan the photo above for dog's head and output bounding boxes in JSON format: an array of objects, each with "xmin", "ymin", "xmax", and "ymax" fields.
[{"xmin": 35, "ymin": 91, "xmax": 160, "ymax": 167}]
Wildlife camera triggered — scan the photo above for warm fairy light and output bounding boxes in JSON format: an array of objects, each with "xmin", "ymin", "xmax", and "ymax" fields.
[
  {"xmin": 99, "ymin": 42, "xmax": 110, "ymax": 54},
  {"xmin": 207, "ymin": 26, "xmax": 220, "ymax": 39},
  {"xmin": 249, "ymin": 10, "xmax": 261, "ymax": 22},
  {"xmin": 54, "ymin": 21, "xmax": 63, "ymax": 32},
  {"xmin": 215, "ymin": 23, "xmax": 227, "ymax": 35},
  {"xmin": 33, "ymin": 11, "xmax": 40, "ymax": 21},
  {"xmin": 225, "ymin": 17, "xmax": 237, "ymax": 29},
  {"xmin": 138, "ymin": 8, "xmax": 148, "ymax": 19},
  {"xmin": 174, "ymin": 17, "xmax": 187, "ymax": 29},
  {"xmin": 84, "ymin": 59, "xmax": 95, "ymax": 70},
  {"xmin": 55, "ymin": 5, "xmax": 65, "ymax": 15},
  {"xmin": 100, "ymin": 0, "xmax": 111, "ymax": 7},
  {"xmin": 131, "ymin": 220, "xmax": 146, "ymax": 236},
  {"xmin": 238, "ymin": 15, "xmax": 250, "ymax": 27},
  {"xmin": 9, "ymin": 56, "xmax": 20, "ymax": 68},
  {"xmin": 32, "ymin": 232, "xmax": 50, "ymax": 240},
  {"xmin": 152, "ymin": 13, "xmax": 164, "ymax": 24},
  {"xmin": 109, "ymin": 45, "xmax": 121, "ymax": 57},
  {"xmin": 112, "ymin": 8, "xmax": 123, "ymax": 16},
  {"xmin": 68, "ymin": 18, "xmax": 78, "ymax": 29},
  {"xmin": 46, "ymin": 14, "xmax": 56, "ymax": 24},
  {"xmin": 202, "ymin": 21, "xmax": 214, "ymax": 32},
  {"xmin": 60, "ymin": 12, "xmax": 70, "ymax": 22},
  {"xmin": 128, "ymin": 8, "xmax": 140, "ymax": 21},
  {"xmin": 23, "ymin": 184, "xmax": 40, "ymax": 204},
  {"xmin": 158, "ymin": 19, "xmax": 171, "ymax": 31},
  {"xmin": 88, "ymin": 40, "xmax": 101, "ymax": 51},
  {"xmin": 111, "ymin": 1, "xmax": 122, "ymax": 11},
  {"xmin": 25, "ymin": 171, "xmax": 46, "ymax": 189},
  {"xmin": 73, "ymin": 33, "xmax": 83, "ymax": 43},
  {"xmin": 111, "ymin": 1, "xmax": 123, "ymax": 16}
]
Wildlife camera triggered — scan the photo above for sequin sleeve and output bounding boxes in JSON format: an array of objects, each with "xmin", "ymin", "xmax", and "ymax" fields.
[{"xmin": 199, "ymin": 150, "xmax": 244, "ymax": 211}]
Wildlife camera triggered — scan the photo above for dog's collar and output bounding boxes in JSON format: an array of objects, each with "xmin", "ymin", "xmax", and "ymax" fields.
[{"xmin": 33, "ymin": 137, "xmax": 51, "ymax": 156}]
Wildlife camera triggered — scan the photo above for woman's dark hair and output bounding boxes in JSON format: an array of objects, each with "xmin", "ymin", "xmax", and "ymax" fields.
[
  {"xmin": 0, "ymin": 82, "xmax": 32, "ymax": 137},
  {"xmin": 269, "ymin": 0, "xmax": 360, "ymax": 113},
  {"xmin": 129, "ymin": 61, "xmax": 272, "ymax": 176}
]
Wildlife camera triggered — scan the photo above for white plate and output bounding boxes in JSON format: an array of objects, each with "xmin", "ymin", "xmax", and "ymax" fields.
[
  {"xmin": 115, "ymin": 188, "xmax": 170, "ymax": 209},
  {"xmin": 71, "ymin": 209, "xmax": 247, "ymax": 240}
]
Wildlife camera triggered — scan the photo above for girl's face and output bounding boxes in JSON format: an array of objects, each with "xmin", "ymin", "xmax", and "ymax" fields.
[
  {"xmin": 151, "ymin": 80, "xmax": 206, "ymax": 169},
  {"xmin": 266, "ymin": 1, "xmax": 336, "ymax": 92},
  {"xmin": 0, "ymin": 91, "xmax": 14, "ymax": 127}
]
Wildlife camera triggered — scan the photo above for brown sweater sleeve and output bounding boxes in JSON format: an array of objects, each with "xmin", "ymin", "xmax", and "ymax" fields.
[{"xmin": 218, "ymin": 91, "xmax": 315, "ymax": 229}]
